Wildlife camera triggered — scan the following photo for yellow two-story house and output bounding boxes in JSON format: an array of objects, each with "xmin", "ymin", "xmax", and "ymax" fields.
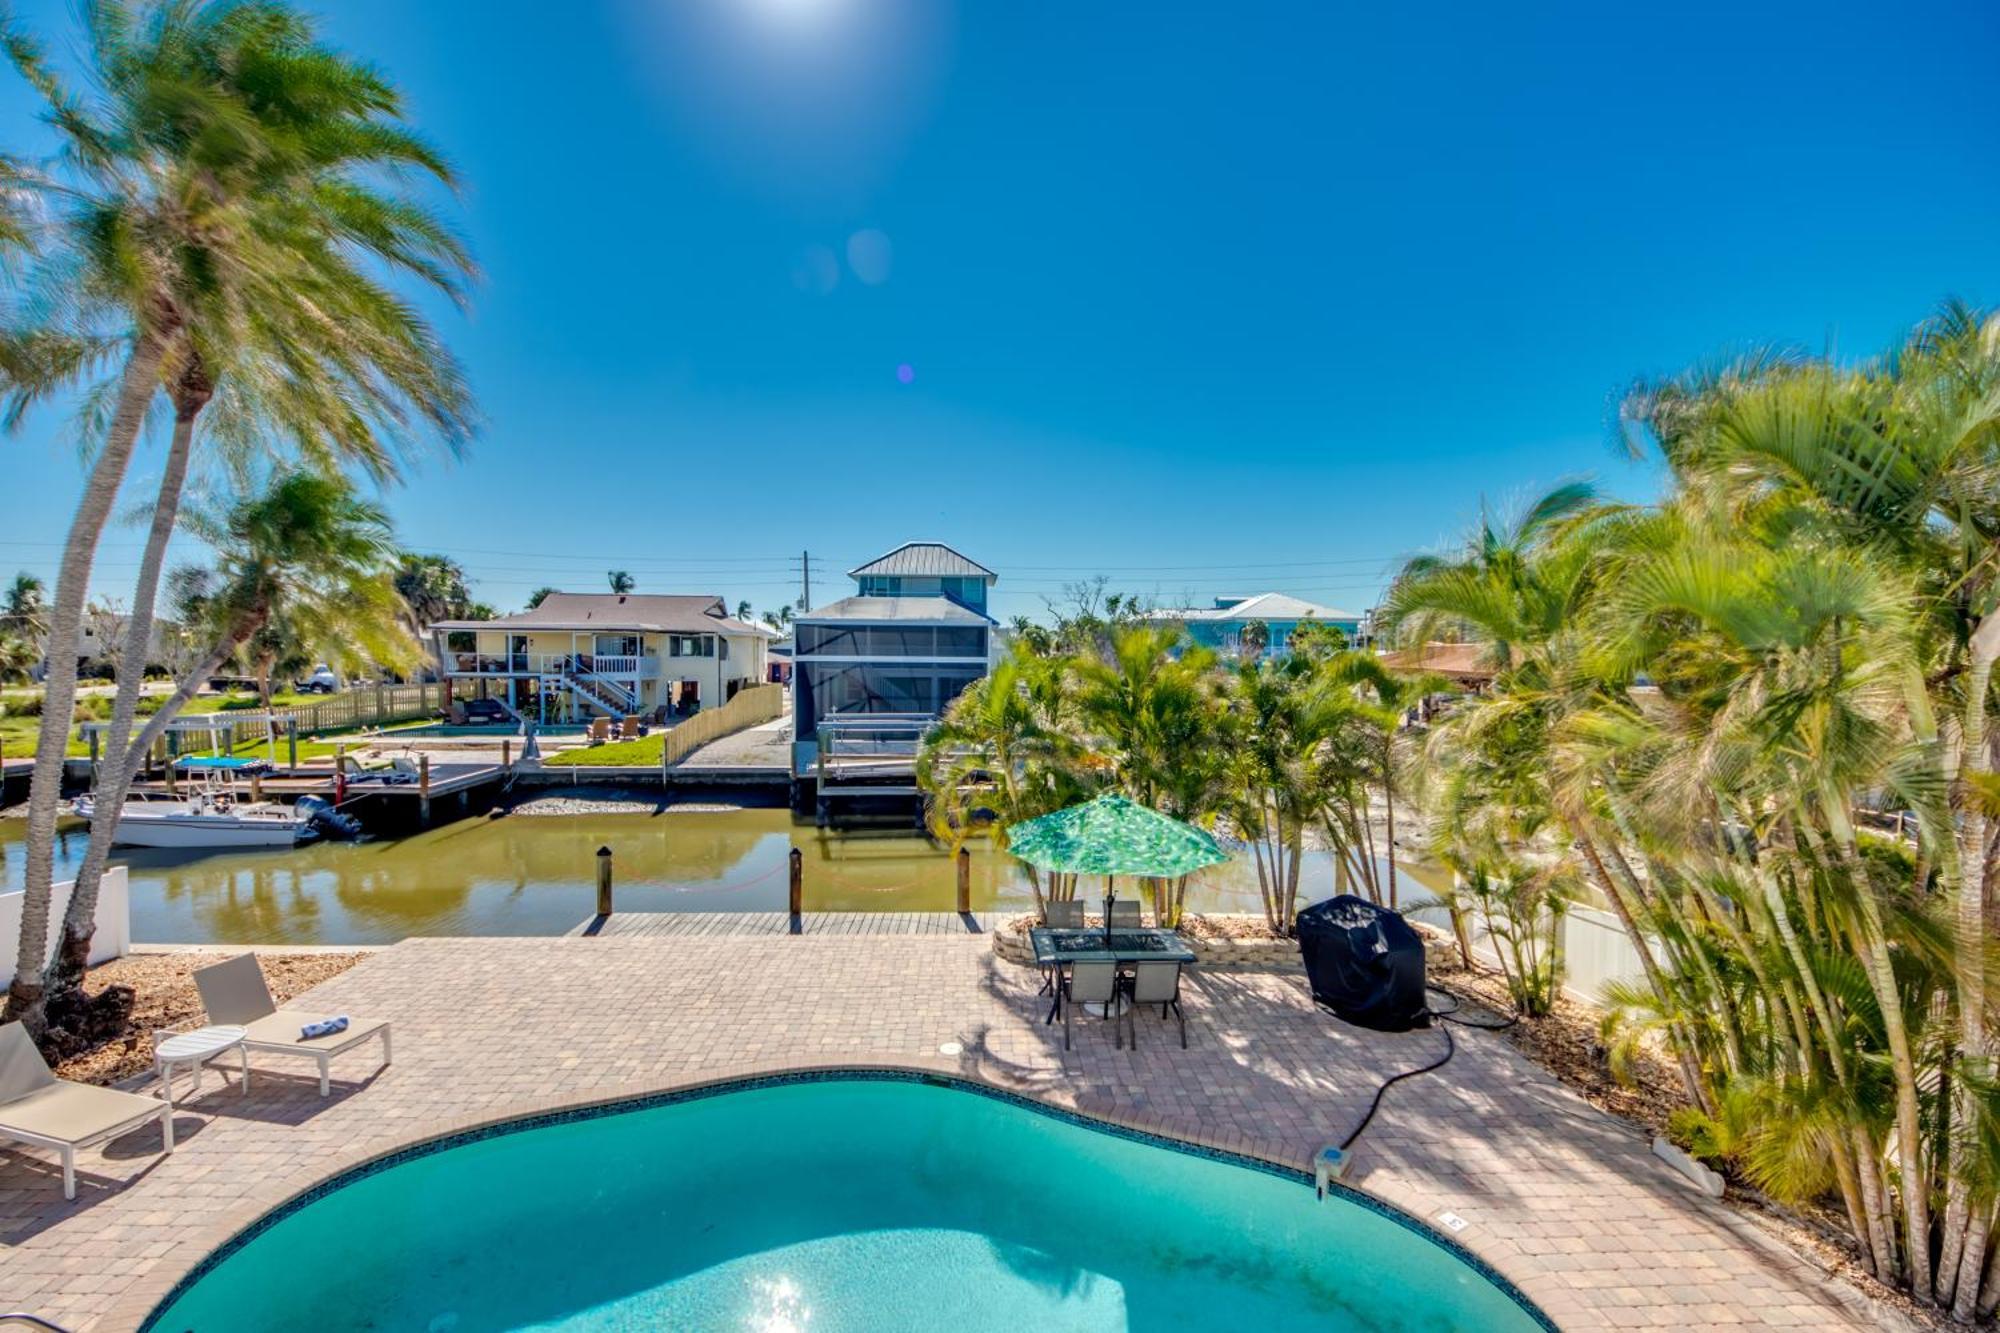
[{"xmin": 429, "ymin": 593, "xmax": 771, "ymax": 724}]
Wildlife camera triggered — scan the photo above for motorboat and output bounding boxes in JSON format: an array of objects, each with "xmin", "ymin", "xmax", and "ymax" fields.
[
  {"xmin": 72, "ymin": 788, "xmax": 311, "ymax": 848},
  {"xmin": 72, "ymin": 757, "xmax": 310, "ymax": 849}
]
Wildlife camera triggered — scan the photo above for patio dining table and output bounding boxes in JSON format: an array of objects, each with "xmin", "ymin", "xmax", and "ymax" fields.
[{"xmin": 1030, "ymin": 927, "xmax": 1196, "ymax": 1025}]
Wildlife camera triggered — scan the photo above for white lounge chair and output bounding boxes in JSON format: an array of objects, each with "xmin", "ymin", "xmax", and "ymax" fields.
[
  {"xmin": 0, "ymin": 1022, "xmax": 173, "ymax": 1200},
  {"xmin": 193, "ymin": 955, "xmax": 391, "ymax": 1097}
]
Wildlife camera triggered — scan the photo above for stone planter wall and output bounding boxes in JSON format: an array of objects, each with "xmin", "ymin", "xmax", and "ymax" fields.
[{"xmin": 991, "ymin": 916, "xmax": 1304, "ymax": 971}]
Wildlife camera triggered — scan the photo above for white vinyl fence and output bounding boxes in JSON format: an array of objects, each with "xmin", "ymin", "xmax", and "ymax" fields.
[
  {"xmin": 0, "ymin": 866, "xmax": 130, "ymax": 988},
  {"xmin": 1406, "ymin": 894, "xmax": 1653, "ymax": 1006}
]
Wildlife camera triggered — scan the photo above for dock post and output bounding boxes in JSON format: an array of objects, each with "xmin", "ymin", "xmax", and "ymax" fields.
[
  {"xmin": 501, "ymin": 739, "xmax": 512, "ymax": 771},
  {"xmin": 163, "ymin": 744, "xmax": 176, "ymax": 796},
  {"xmin": 789, "ymin": 848, "xmax": 803, "ymax": 933},
  {"xmin": 956, "ymin": 847, "xmax": 971, "ymax": 915},
  {"xmin": 287, "ymin": 718, "xmax": 299, "ymax": 772},
  {"xmin": 596, "ymin": 845, "xmax": 614, "ymax": 916},
  {"xmin": 418, "ymin": 753, "xmax": 432, "ymax": 827},
  {"xmin": 250, "ymin": 772, "xmax": 264, "ymax": 804}
]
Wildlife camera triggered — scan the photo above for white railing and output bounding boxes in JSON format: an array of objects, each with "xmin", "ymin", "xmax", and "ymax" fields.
[{"xmin": 447, "ymin": 651, "xmax": 657, "ymax": 679}]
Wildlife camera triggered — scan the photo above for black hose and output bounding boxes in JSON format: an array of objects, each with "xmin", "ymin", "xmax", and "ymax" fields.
[{"xmin": 1330, "ymin": 984, "xmax": 1519, "ymax": 1152}]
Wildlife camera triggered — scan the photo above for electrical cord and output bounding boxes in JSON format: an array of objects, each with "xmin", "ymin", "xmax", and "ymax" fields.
[{"xmin": 1331, "ymin": 984, "xmax": 1519, "ymax": 1152}]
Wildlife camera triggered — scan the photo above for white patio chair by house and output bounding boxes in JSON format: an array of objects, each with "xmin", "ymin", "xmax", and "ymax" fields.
[
  {"xmin": 0, "ymin": 1022, "xmax": 173, "ymax": 1199},
  {"xmin": 1123, "ymin": 961, "xmax": 1188, "ymax": 1049},
  {"xmin": 1063, "ymin": 961, "xmax": 1124, "ymax": 1051},
  {"xmin": 193, "ymin": 955, "xmax": 391, "ymax": 1097}
]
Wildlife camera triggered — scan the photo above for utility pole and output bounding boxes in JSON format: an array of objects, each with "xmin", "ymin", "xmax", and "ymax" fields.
[{"xmin": 799, "ymin": 550, "xmax": 812, "ymax": 612}]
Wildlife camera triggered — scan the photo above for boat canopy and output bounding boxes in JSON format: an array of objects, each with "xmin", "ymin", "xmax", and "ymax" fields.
[{"xmin": 172, "ymin": 756, "xmax": 271, "ymax": 772}]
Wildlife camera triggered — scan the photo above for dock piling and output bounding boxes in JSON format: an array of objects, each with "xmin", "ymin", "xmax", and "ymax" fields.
[
  {"xmin": 596, "ymin": 845, "xmax": 614, "ymax": 916},
  {"xmin": 418, "ymin": 753, "xmax": 432, "ymax": 826},
  {"xmin": 788, "ymin": 848, "xmax": 803, "ymax": 932},
  {"xmin": 956, "ymin": 847, "xmax": 971, "ymax": 914}
]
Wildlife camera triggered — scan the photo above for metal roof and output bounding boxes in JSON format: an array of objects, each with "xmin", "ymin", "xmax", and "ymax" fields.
[
  {"xmin": 429, "ymin": 593, "xmax": 763, "ymax": 636},
  {"xmin": 847, "ymin": 542, "xmax": 996, "ymax": 582},
  {"xmin": 1154, "ymin": 592, "xmax": 1361, "ymax": 623},
  {"xmin": 795, "ymin": 595, "xmax": 994, "ymax": 625}
]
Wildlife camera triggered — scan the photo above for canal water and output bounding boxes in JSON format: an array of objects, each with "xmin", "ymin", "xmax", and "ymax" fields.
[{"xmin": 0, "ymin": 812, "xmax": 1376, "ymax": 947}]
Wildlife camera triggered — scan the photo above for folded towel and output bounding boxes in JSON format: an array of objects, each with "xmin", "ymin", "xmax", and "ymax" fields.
[{"xmin": 300, "ymin": 1015, "xmax": 350, "ymax": 1040}]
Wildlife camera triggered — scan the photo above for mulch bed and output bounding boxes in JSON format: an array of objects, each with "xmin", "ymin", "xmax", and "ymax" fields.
[
  {"xmin": 1422, "ymin": 945, "xmax": 1692, "ymax": 1134},
  {"xmin": 45, "ymin": 951, "xmax": 369, "ymax": 1087}
]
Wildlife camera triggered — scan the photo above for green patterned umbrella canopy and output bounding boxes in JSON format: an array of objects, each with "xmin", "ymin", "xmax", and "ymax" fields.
[{"xmin": 1003, "ymin": 794, "xmax": 1229, "ymax": 878}]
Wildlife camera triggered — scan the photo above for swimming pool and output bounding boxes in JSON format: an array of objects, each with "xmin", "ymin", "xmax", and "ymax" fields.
[{"xmin": 145, "ymin": 1073, "xmax": 1551, "ymax": 1332}]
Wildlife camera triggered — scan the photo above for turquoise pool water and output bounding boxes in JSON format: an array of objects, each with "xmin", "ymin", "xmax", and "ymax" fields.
[{"xmin": 147, "ymin": 1076, "xmax": 1550, "ymax": 1332}]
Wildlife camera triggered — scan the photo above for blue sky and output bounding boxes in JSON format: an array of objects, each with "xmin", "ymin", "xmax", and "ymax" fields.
[{"xmin": 1, "ymin": 0, "xmax": 1997, "ymax": 623}]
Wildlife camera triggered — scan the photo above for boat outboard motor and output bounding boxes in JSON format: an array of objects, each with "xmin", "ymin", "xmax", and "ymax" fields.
[
  {"xmin": 1296, "ymin": 895, "xmax": 1430, "ymax": 1032},
  {"xmin": 295, "ymin": 794, "xmax": 364, "ymax": 841}
]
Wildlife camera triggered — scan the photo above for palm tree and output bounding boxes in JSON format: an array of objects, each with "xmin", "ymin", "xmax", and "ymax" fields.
[
  {"xmin": 917, "ymin": 646, "xmax": 1088, "ymax": 913},
  {"xmin": 43, "ymin": 470, "xmax": 413, "ymax": 1011},
  {"xmin": 396, "ymin": 555, "xmax": 476, "ymax": 630},
  {"xmin": 0, "ymin": 573, "xmax": 45, "ymax": 639},
  {"xmin": 0, "ymin": 632, "xmax": 34, "ymax": 684},
  {"xmin": 762, "ymin": 604, "xmax": 794, "ymax": 632},
  {"xmin": 7, "ymin": 0, "xmax": 473, "ymax": 1019},
  {"xmin": 1236, "ymin": 619, "xmax": 1270, "ymax": 659},
  {"xmin": 607, "ymin": 570, "xmax": 635, "ymax": 594},
  {"xmin": 525, "ymin": 587, "xmax": 557, "ymax": 610},
  {"xmin": 1069, "ymin": 626, "xmax": 1226, "ymax": 922}
]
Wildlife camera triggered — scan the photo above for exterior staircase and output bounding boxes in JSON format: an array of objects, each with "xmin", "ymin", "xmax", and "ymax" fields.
[{"xmin": 546, "ymin": 665, "xmax": 637, "ymax": 717}]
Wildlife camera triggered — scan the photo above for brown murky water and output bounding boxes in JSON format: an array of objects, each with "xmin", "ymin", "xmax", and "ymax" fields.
[{"xmin": 0, "ymin": 811, "xmax": 1400, "ymax": 946}]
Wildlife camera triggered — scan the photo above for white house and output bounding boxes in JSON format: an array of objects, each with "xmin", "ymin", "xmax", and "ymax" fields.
[{"xmin": 430, "ymin": 593, "xmax": 771, "ymax": 724}]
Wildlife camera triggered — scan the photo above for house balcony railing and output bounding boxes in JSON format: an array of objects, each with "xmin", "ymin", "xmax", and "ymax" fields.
[{"xmin": 446, "ymin": 651, "xmax": 658, "ymax": 679}]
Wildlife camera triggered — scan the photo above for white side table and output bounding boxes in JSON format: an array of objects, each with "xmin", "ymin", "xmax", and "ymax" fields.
[{"xmin": 154, "ymin": 1024, "xmax": 249, "ymax": 1104}]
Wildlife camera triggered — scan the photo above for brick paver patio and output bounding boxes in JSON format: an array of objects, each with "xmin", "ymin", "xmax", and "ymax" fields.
[{"xmin": 0, "ymin": 935, "xmax": 1892, "ymax": 1331}]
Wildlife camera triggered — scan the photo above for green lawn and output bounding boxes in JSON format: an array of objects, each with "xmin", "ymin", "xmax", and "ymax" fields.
[
  {"xmin": 0, "ymin": 686, "xmax": 384, "ymax": 761},
  {"xmin": 543, "ymin": 734, "xmax": 665, "ymax": 767}
]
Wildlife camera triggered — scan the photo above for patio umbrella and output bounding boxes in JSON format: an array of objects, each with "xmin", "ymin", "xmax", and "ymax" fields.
[
  {"xmin": 1005, "ymin": 794, "xmax": 1228, "ymax": 879},
  {"xmin": 1005, "ymin": 794, "xmax": 1227, "ymax": 929}
]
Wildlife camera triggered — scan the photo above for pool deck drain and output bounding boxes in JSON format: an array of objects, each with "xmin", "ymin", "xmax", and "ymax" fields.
[{"xmin": 0, "ymin": 934, "xmax": 1899, "ymax": 1333}]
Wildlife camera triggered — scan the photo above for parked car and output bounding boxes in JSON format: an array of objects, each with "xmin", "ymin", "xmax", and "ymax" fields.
[{"xmin": 297, "ymin": 665, "xmax": 341, "ymax": 695}]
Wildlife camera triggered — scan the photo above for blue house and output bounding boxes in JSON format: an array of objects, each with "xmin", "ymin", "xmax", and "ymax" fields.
[
  {"xmin": 1153, "ymin": 593, "xmax": 1363, "ymax": 658},
  {"xmin": 789, "ymin": 542, "xmax": 999, "ymax": 775}
]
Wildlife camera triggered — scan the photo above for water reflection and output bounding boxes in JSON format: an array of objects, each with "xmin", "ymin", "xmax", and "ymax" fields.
[{"xmin": 0, "ymin": 811, "xmax": 1331, "ymax": 947}]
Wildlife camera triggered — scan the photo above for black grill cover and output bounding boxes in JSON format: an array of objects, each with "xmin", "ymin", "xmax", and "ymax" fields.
[{"xmin": 1296, "ymin": 895, "xmax": 1430, "ymax": 1032}]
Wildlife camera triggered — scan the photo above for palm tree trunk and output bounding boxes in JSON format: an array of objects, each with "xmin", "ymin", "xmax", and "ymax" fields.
[
  {"xmin": 43, "ymin": 398, "xmax": 197, "ymax": 998},
  {"xmin": 5, "ymin": 329, "xmax": 171, "ymax": 1025},
  {"xmin": 1574, "ymin": 827, "xmax": 1713, "ymax": 1113},
  {"xmin": 1381, "ymin": 734, "xmax": 1398, "ymax": 909},
  {"xmin": 1945, "ymin": 646, "xmax": 1999, "ymax": 1314}
]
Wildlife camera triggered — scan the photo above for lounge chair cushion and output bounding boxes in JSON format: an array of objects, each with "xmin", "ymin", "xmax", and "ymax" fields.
[
  {"xmin": 242, "ymin": 1010, "xmax": 387, "ymax": 1055},
  {"xmin": 0, "ymin": 1081, "xmax": 163, "ymax": 1145}
]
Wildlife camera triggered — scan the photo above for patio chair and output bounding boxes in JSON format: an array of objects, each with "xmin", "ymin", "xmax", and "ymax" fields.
[
  {"xmin": 618, "ymin": 715, "xmax": 640, "ymax": 741},
  {"xmin": 589, "ymin": 717, "xmax": 611, "ymax": 744},
  {"xmin": 1037, "ymin": 900, "xmax": 1085, "ymax": 994},
  {"xmin": 1062, "ymin": 961, "xmax": 1123, "ymax": 1051},
  {"xmin": 0, "ymin": 1022, "xmax": 173, "ymax": 1199},
  {"xmin": 1043, "ymin": 900, "xmax": 1083, "ymax": 927},
  {"xmin": 193, "ymin": 955, "xmax": 392, "ymax": 1097},
  {"xmin": 1109, "ymin": 898, "xmax": 1143, "ymax": 928},
  {"xmin": 1122, "ymin": 961, "xmax": 1188, "ymax": 1049}
]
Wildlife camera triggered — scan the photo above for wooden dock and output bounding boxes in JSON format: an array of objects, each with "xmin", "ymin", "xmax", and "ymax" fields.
[{"xmin": 567, "ymin": 910, "xmax": 990, "ymax": 938}]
